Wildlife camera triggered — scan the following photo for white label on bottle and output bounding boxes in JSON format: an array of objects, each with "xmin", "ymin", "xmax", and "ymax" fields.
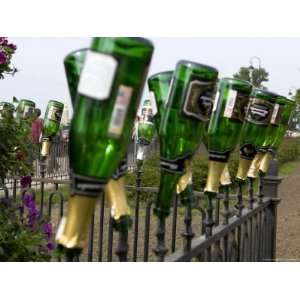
[
  {"xmin": 108, "ymin": 85, "xmax": 133, "ymax": 137},
  {"xmin": 270, "ymin": 103, "xmax": 282, "ymax": 125},
  {"xmin": 78, "ymin": 51, "xmax": 117, "ymax": 100},
  {"xmin": 212, "ymin": 91, "xmax": 220, "ymax": 112},
  {"xmin": 224, "ymin": 89, "xmax": 237, "ymax": 118}
]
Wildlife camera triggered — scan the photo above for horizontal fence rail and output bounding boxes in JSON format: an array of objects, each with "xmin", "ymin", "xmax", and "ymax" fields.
[{"xmin": 0, "ymin": 141, "xmax": 282, "ymax": 262}]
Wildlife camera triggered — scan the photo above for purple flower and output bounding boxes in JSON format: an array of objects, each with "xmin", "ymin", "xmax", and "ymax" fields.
[
  {"xmin": 7, "ymin": 43, "xmax": 17, "ymax": 51},
  {"xmin": 23, "ymin": 194, "xmax": 35, "ymax": 209},
  {"xmin": 46, "ymin": 242, "xmax": 54, "ymax": 250},
  {"xmin": 0, "ymin": 51, "xmax": 6, "ymax": 65},
  {"xmin": 20, "ymin": 176, "xmax": 32, "ymax": 188},
  {"xmin": 43, "ymin": 222, "xmax": 53, "ymax": 240},
  {"xmin": 0, "ymin": 37, "xmax": 7, "ymax": 45}
]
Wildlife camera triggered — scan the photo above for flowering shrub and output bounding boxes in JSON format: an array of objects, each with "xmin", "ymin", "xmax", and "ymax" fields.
[
  {"xmin": 0, "ymin": 114, "xmax": 35, "ymax": 179},
  {"xmin": 0, "ymin": 176, "xmax": 54, "ymax": 261},
  {"xmin": 0, "ymin": 37, "xmax": 17, "ymax": 79}
]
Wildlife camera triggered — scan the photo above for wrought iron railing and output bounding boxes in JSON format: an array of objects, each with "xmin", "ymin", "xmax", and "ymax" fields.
[{"xmin": 3, "ymin": 154, "xmax": 282, "ymax": 262}]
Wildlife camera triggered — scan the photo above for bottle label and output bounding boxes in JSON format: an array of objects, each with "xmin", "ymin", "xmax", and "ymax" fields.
[
  {"xmin": 182, "ymin": 80, "xmax": 215, "ymax": 122},
  {"xmin": 47, "ymin": 106, "xmax": 63, "ymax": 123},
  {"xmin": 246, "ymin": 98, "xmax": 273, "ymax": 125},
  {"xmin": 78, "ymin": 51, "xmax": 118, "ymax": 100},
  {"xmin": 108, "ymin": 85, "xmax": 133, "ymax": 138},
  {"xmin": 223, "ymin": 89, "xmax": 250, "ymax": 122},
  {"xmin": 212, "ymin": 91, "xmax": 220, "ymax": 112},
  {"xmin": 270, "ymin": 103, "xmax": 283, "ymax": 126},
  {"xmin": 23, "ymin": 105, "xmax": 35, "ymax": 118},
  {"xmin": 140, "ymin": 106, "xmax": 154, "ymax": 123}
]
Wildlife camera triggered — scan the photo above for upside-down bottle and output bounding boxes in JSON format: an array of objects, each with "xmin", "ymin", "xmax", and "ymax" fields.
[
  {"xmin": 148, "ymin": 70, "xmax": 194, "ymax": 206},
  {"xmin": 236, "ymin": 88, "xmax": 278, "ymax": 181},
  {"xmin": 258, "ymin": 96, "xmax": 295, "ymax": 175},
  {"xmin": 40, "ymin": 100, "xmax": 64, "ymax": 158},
  {"xmin": 204, "ymin": 78, "xmax": 252, "ymax": 194},
  {"xmin": 56, "ymin": 37, "xmax": 153, "ymax": 256},
  {"xmin": 0, "ymin": 102, "xmax": 14, "ymax": 119},
  {"xmin": 136, "ymin": 99, "xmax": 156, "ymax": 166},
  {"xmin": 63, "ymin": 47, "xmax": 132, "ymax": 234},
  {"xmin": 156, "ymin": 60, "xmax": 218, "ymax": 219}
]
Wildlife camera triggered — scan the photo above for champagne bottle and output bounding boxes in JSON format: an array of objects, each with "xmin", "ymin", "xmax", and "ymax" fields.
[
  {"xmin": 136, "ymin": 99, "xmax": 156, "ymax": 165},
  {"xmin": 0, "ymin": 102, "xmax": 14, "ymax": 119},
  {"xmin": 247, "ymin": 94, "xmax": 287, "ymax": 178},
  {"xmin": 259, "ymin": 96, "xmax": 295, "ymax": 174},
  {"xmin": 156, "ymin": 60, "xmax": 218, "ymax": 219},
  {"xmin": 16, "ymin": 99, "xmax": 36, "ymax": 120},
  {"xmin": 64, "ymin": 47, "xmax": 132, "ymax": 232},
  {"xmin": 236, "ymin": 89, "xmax": 278, "ymax": 181},
  {"xmin": 148, "ymin": 71, "xmax": 195, "ymax": 208},
  {"xmin": 64, "ymin": 48, "xmax": 87, "ymax": 108},
  {"xmin": 41, "ymin": 100, "xmax": 64, "ymax": 158},
  {"xmin": 57, "ymin": 37, "xmax": 153, "ymax": 253},
  {"xmin": 205, "ymin": 78, "xmax": 252, "ymax": 193}
]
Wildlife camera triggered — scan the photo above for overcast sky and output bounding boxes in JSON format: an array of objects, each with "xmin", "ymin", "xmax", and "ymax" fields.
[{"xmin": 1, "ymin": 37, "xmax": 299, "ymax": 115}]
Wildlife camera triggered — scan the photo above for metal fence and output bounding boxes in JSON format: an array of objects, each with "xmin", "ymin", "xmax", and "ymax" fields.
[{"xmin": 2, "ymin": 139, "xmax": 282, "ymax": 262}]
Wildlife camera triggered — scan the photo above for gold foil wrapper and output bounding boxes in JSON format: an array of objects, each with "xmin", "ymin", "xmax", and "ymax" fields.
[
  {"xmin": 56, "ymin": 195, "xmax": 97, "ymax": 249},
  {"xmin": 105, "ymin": 177, "xmax": 130, "ymax": 220},
  {"xmin": 204, "ymin": 161, "xmax": 226, "ymax": 194},
  {"xmin": 176, "ymin": 159, "xmax": 192, "ymax": 194},
  {"xmin": 247, "ymin": 153, "xmax": 264, "ymax": 179},
  {"xmin": 220, "ymin": 163, "xmax": 232, "ymax": 186},
  {"xmin": 236, "ymin": 158, "xmax": 253, "ymax": 181},
  {"xmin": 41, "ymin": 140, "xmax": 51, "ymax": 157},
  {"xmin": 259, "ymin": 152, "xmax": 273, "ymax": 174}
]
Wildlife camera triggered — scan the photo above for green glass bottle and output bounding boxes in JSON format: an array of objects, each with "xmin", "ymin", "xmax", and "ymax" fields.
[
  {"xmin": 63, "ymin": 46, "xmax": 132, "ymax": 233},
  {"xmin": 148, "ymin": 71, "xmax": 173, "ymax": 130},
  {"xmin": 136, "ymin": 99, "xmax": 156, "ymax": 165},
  {"xmin": 205, "ymin": 78, "xmax": 252, "ymax": 193},
  {"xmin": 16, "ymin": 99, "xmax": 36, "ymax": 120},
  {"xmin": 236, "ymin": 88, "xmax": 278, "ymax": 181},
  {"xmin": 57, "ymin": 37, "xmax": 153, "ymax": 254},
  {"xmin": 0, "ymin": 102, "xmax": 14, "ymax": 119},
  {"xmin": 156, "ymin": 60, "xmax": 218, "ymax": 219},
  {"xmin": 41, "ymin": 100, "xmax": 64, "ymax": 158},
  {"xmin": 259, "ymin": 96, "xmax": 295, "ymax": 174},
  {"xmin": 64, "ymin": 48, "xmax": 87, "ymax": 108}
]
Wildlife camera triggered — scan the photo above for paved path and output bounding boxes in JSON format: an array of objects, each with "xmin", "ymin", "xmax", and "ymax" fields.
[{"xmin": 277, "ymin": 167, "xmax": 300, "ymax": 261}]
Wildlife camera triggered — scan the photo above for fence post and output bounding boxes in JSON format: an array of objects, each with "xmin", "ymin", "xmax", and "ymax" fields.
[{"xmin": 261, "ymin": 159, "xmax": 282, "ymax": 261}]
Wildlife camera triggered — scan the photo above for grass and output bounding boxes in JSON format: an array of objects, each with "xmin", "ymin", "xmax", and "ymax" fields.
[{"xmin": 279, "ymin": 159, "xmax": 300, "ymax": 177}]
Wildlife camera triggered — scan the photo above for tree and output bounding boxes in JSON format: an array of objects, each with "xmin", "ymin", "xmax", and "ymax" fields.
[
  {"xmin": 293, "ymin": 89, "xmax": 300, "ymax": 104},
  {"xmin": 233, "ymin": 66, "xmax": 269, "ymax": 88}
]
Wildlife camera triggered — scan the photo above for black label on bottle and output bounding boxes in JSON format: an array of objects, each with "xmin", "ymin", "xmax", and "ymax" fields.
[
  {"xmin": 223, "ymin": 89, "xmax": 250, "ymax": 122},
  {"xmin": 141, "ymin": 106, "xmax": 154, "ymax": 123},
  {"xmin": 70, "ymin": 172, "xmax": 107, "ymax": 197},
  {"xmin": 183, "ymin": 80, "xmax": 215, "ymax": 122},
  {"xmin": 208, "ymin": 150, "xmax": 231, "ymax": 162},
  {"xmin": 47, "ymin": 106, "xmax": 63, "ymax": 123},
  {"xmin": 240, "ymin": 143, "xmax": 257, "ymax": 160},
  {"xmin": 246, "ymin": 98, "xmax": 273, "ymax": 125},
  {"xmin": 160, "ymin": 156, "xmax": 189, "ymax": 174},
  {"xmin": 23, "ymin": 105, "xmax": 35, "ymax": 119}
]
